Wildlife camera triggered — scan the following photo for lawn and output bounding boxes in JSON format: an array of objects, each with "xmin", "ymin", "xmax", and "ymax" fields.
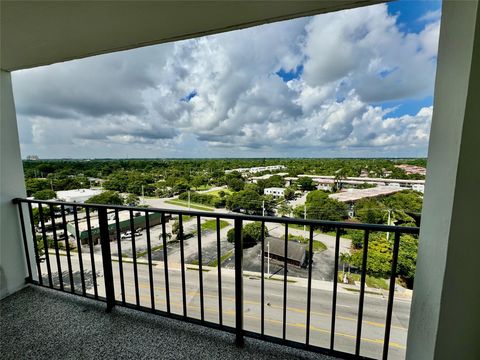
[
  {"xmin": 201, "ymin": 219, "xmax": 229, "ymax": 232},
  {"xmin": 204, "ymin": 188, "xmax": 232, "ymax": 197},
  {"xmin": 164, "ymin": 199, "xmax": 214, "ymax": 211},
  {"xmin": 135, "ymin": 244, "xmax": 164, "ymax": 258},
  {"xmin": 207, "ymin": 249, "xmax": 234, "ymax": 267},
  {"xmin": 283, "ymin": 234, "xmax": 327, "ymax": 253},
  {"xmin": 338, "ymin": 271, "xmax": 389, "ymax": 290}
]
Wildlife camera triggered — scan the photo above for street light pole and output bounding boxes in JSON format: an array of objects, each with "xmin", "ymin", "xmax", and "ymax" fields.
[
  {"xmin": 188, "ymin": 190, "xmax": 191, "ymax": 210},
  {"xmin": 262, "ymin": 200, "xmax": 265, "ymax": 217},
  {"xmin": 386, "ymin": 209, "xmax": 392, "ymax": 240}
]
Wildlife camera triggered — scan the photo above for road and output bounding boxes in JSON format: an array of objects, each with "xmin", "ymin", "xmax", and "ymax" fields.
[{"xmin": 38, "ymin": 245, "xmax": 410, "ymax": 360}]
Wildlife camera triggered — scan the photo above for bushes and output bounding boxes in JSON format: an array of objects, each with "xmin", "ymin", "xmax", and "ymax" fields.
[
  {"xmin": 348, "ymin": 233, "xmax": 419, "ymax": 288},
  {"xmin": 227, "ymin": 222, "xmax": 269, "ymax": 248},
  {"xmin": 33, "ymin": 189, "xmax": 56, "ymax": 200},
  {"xmin": 178, "ymin": 191, "xmax": 226, "ymax": 208}
]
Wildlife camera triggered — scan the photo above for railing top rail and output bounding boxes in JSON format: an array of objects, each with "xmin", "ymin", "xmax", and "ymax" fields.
[{"xmin": 12, "ymin": 197, "xmax": 419, "ymax": 234}]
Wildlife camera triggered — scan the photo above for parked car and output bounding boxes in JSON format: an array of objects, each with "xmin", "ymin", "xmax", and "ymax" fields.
[{"xmin": 120, "ymin": 230, "xmax": 142, "ymax": 240}]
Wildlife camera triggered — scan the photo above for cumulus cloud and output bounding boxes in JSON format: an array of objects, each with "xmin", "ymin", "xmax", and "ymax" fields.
[{"xmin": 13, "ymin": 3, "xmax": 439, "ymax": 158}]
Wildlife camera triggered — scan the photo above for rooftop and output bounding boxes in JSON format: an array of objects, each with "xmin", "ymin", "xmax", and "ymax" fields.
[
  {"xmin": 1, "ymin": 286, "xmax": 335, "ymax": 360},
  {"xmin": 329, "ymin": 186, "xmax": 404, "ymax": 203},
  {"xmin": 266, "ymin": 236, "xmax": 306, "ymax": 263}
]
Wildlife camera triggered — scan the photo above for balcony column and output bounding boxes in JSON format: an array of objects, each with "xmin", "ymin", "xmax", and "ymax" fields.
[
  {"xmin": 407, "ymin": 1, "xmax": 480, "ymax": 359},
  {"xmin": 0, "ymin": 70, "xmax": 29, "ymax": 298}
]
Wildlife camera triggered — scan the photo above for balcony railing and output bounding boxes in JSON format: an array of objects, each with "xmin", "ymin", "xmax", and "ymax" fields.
[{"xmin": 13, "ymin": 198, "xmax": 419, "ymax": 360}]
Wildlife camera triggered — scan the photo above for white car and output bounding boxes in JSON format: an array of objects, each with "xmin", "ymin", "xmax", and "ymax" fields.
[{"xmin": 120, "ymin": 230, "xmax": 142, "ymax": 240}]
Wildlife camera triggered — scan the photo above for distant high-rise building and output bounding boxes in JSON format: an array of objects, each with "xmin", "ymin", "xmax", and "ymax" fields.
[{"xmin": 26, "ymin": 155, "xmax": 39, "ymax": 160}]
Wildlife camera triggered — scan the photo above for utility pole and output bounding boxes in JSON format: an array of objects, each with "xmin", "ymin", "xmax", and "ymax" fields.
[
  {"xmin": 50, "ymin": 179, "xmax": 54, "ymax": 191},
  {"xmin": 262, "ymin": 200, "xmax": 265, "ymax": 217},
  {"xmin": 188, "ymin": 190, "xmax": 191, "ymax": 210},
  {"xmin": 141, "ymin": 185, "xmax": 145, "ymax": 204},
  {"xmin": 386, "ymin": 209, "xmax": 392, "ymax": 240}
]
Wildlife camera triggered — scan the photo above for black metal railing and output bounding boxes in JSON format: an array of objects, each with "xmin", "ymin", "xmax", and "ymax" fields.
[{"xmin": 13, "ymin": 198, "xmax": 419, "ymax": 360}]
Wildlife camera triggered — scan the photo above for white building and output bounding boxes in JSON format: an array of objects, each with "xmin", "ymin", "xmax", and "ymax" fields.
[
  {"xmin": 412, "ymin": 184, "xmax": 425, "ymax": 193},
  {"xmin": 56, "ymin": 189, "xmax": 103, "ymax": 203},
  {"xmin": 264, "ymin": 187, "xmax": 285, "ymax": 198},
  {"xmin": 225, "ymin": 165, "xmax": 286, "ymax": 174}
]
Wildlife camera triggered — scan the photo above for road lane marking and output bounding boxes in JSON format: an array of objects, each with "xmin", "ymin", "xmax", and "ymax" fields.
[{"xmin": 134, "ymin": 282, "xmax": 407, "ymax": 331}]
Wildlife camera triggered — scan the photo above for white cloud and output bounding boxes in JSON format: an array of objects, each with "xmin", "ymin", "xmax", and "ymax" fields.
[{"xmin": 13, "ymin": 3, "xmax": 438, "ymax": 158}]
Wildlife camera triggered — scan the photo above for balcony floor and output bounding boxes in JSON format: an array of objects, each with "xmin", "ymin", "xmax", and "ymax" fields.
[{"xmin": 1, "ymin": 285, "xmax": 338, "ymax": 359}]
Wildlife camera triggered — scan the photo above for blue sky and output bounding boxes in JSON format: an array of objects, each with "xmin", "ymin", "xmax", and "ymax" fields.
[{"xmin": 13, "ymin": 1, "xmax": 441, "ymax": 159}]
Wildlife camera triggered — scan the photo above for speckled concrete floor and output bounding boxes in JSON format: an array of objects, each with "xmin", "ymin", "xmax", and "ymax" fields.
[{"xmin": 1, "ymin": 286, "xmax": 338, "ymax": 360}]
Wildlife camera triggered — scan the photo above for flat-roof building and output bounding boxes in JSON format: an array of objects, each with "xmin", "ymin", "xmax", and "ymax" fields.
[
  {"xmin": 264, "ymin": 187, "xmax": 285, "ymax": 198},
  {"xmin": 264, "ymin": 236, "xmax": 306, "ymax": 267},
  {"xmin": 328, "ymin": 186, "xmax": 403, "ymax": 203},
  {"xmin": 56, "ymin": 189, "xmax": 103, "ymax": 203}
]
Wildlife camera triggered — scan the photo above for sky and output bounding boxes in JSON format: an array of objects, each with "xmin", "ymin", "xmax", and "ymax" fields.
[{"xmin": 12, "ymin": 0, "xmax": 442, "ymax": 159}]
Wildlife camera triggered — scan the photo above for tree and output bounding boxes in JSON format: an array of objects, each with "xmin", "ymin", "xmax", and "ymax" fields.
[
  {"xmin": 297, "ymin": 177, "xmax": 316, "ymax": 191},
  {"xmin": 306, "ymin": 190, "xmax": 328, "ymax": 203},
  {"xmin": 85, "ymin": 191, "xmax": 124, "ymax": 205},
  {"xmin": 351, "ymin": 239, "xmax": 392, "ymax": 278},
  {"xmin": 25, "ymin": 178, "xmax": 51, "ymax": 196},
  {"xmin": 333, "ymin": 168, "xmax": 347, "ymax": 192},
  {"xmin": 227, "ymin": 221, "xmax": 269, "ymax": 248},
  {"xmin": 277, "ymin": 203, "xmax": 292, "ymax": 217},
  {"xmin": 227, "ymin": 177, "xmax": 245, "ymax": 192},
  {"xmin": 125, "ymin": 193, "xmax": 140, "ymax": 206},
  {"xmin": 172, "ymin": 220, "xmax": 182, "ymax": 240},
  {"xmin": 397, "ymin": 234, "xmax": 418, "ymax": 287},
  {"xmin": 33, "ymin": 189, "xmax": 56, "ymax": 200},
  {"xmin": 226, "ymin": 189, "xmax": 263, "ymax": 214},
  {"xmin": 36, "ymin": 234, "xmax": 54, "ymax": 256},
  {"xmin": 354, "ymin": 198, "xmax": 385, "ymax": 224},
  {"xmin": 283, "ymin": 187, "xmax": 296, "ymax": 201}
]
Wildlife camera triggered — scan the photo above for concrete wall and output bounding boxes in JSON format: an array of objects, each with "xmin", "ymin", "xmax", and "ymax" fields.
[
  {"xmin": 0, "ymin": 70, "xmax": 29, "ymax": 298},
  {"xmin": 407, "ymin": 1, "xmax": 480, "ymax": 359}
]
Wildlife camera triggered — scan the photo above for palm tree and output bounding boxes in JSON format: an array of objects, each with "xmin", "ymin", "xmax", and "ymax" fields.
[
  {"xmin": 339, "ymin": 252, "xmax": 352, "ymax": 283},
  {"xmin": 334, "ymin": 168, "xmax": 347, "ymax": 192},
  {"xmin": 277, "ymin": 202, "xmax": 293, "ymax": 217}
]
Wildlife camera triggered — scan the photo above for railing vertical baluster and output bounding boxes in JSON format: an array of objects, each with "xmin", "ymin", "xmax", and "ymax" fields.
[
  {"xmin": 98, "ymin": 207, "xmax": 115, "ymax": 311},
  {"xmin": 330, "ymin": 227, "xmax": 341, "ymax": 350},
  {"xmin": 73, "ymin": 206, "xmax": 86, "ymax": 295},
  {"xmin": 305, "ymin": 227, "xmax": 314, "ymax": 346},
  {"xmin": 216, "ymin": 217, "xmax": 223, "ymax": 326},
  {"xmin": 115, "ymin": 209, "xmax": 125, "ymax": 304},
  {"xmin": 282, "ymin": 223, "xmax": 289, "ymax": 341},
  {"xmin": 27, "ymin": 202, "xmax": 42, "ymax": 285},
  {"xmin": 234, "ymin": 218, "xmax": 244, "ymax": 347},
  {"xmin": 260, "ymin": 221, "xmax": 265, "ymax": 337},
  {"xmin": 49, "ymin": 204, "xmax": 63, "ymax": 290},
  {"xmin": 129, "ymin": 209, "xmax": 140, "ymax": 307},
  {"xmin": 39, "ymin": 205, "xmax": 52, "ymax": 287},
  {"xmin": 86, "ymin": 207, "xmax": 98, "ymax": 298},
  {"xmin": 161, "ymin": 213, "xmax": 171, "ymax": 314},
  {"xmin": 179, "ymin": 214, "xmax": 187, "ymax": 317},
  {"xmin": 145, "ymin": 211, "xmax": 155, "ymax": 310},
  {"xmin": 17, "ymin": 202, "xmax": 32, "ymax": 282},
  {"xmin": 355, "ymin": 229, "xmax": 370, "ymax": 356},
  {"xmin": 60, "ymin": 204, "xmax": 74, "ymax": 292},
  {"xmin": 197, "ymin": 216, "xmax": 205, "ymax": 322},
  {"xmin": 382, "ymin": 231, "xmax": 401, "ymax": 360}
]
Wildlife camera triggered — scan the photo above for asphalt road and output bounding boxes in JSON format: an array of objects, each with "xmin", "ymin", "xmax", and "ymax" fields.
[{"xmin": 38, "ymin": 248, "xmax": 410, "ymax": 360}]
